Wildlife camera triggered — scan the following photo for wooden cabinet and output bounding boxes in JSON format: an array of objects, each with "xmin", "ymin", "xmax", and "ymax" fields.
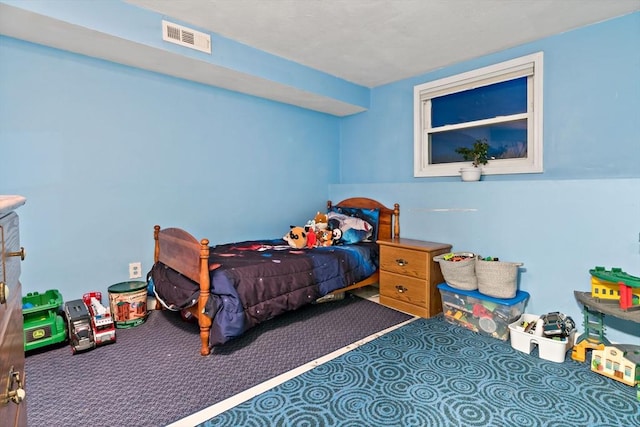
[
  {"xmin": 377, "ymin": 238, "xmax": 451, "ymax": 318},
  {"xmin": 0, "ymin": 196, "xmax": 27, "ymax": 427}
]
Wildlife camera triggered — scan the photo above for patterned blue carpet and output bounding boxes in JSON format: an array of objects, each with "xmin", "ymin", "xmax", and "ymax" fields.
[{"xmin": 201, "ymin": 316, "xmax": 639, "ymax": 427}]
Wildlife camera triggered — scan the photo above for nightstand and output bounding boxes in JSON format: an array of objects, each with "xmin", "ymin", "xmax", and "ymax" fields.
[{"xmin": 377, "ymin": 238, "xmax": 451, "ymax": 318}]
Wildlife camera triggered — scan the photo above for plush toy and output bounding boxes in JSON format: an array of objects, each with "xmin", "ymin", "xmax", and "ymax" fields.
[
  {"xmin": 331, "ymin": 227, "xmax": 343, "ymax": 245},
  {"xmin": 305, "ymin": 219, "xmax": 317, "ymax": 232},
  {"xmin": 283, "ymin": 226, "xmax": 307, "ymax": 249},
  {"xmin": 304, "ymin": 225, "xmax": 317, "ymax": 248},
  {"xmin": 327, "ymin": 212, "xmax": 373, "ymax": 245},
  {"xmin": 314, "ymin": 212, "xmax": 328, "ymax": 230},
  {"xmin": 317, "ymin": 228, "xmax": 333, "ymax": 247}
]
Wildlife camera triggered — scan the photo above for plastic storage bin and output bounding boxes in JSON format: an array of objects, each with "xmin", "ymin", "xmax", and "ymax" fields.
[
  {"xmin": 509, "ymin": 313, "xmax": 575, "ymax": 363},
  {"xmin": 437, "ymin": 283, "xmax": 529, "ymax": 340}
]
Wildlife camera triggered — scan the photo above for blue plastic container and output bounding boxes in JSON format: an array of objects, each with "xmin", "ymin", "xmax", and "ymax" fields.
[{"xmin": 437, "ymin": 283, "xmax": 530, "ymax": 340}]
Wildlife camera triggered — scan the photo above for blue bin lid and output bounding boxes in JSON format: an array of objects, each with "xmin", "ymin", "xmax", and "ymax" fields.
[{"xmin": 437, "ymin": 282, "xmax": 529, "ymax": 305}]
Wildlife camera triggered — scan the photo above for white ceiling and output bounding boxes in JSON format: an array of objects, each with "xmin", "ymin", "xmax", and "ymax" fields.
[
  {"xmin": 126, "ymin": 0, "xmax": 640, "ymax": 87},
  {"xmin": 1, "ymin": 0, "xmax": 638, "ymax": 115}
]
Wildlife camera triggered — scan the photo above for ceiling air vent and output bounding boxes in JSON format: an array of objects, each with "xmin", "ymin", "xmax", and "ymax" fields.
[{"xmin": 162, "ymin": 20, "xmax": 211, "ymax": 54}]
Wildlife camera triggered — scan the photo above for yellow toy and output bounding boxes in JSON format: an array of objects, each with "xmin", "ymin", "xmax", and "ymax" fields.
[{"xmin": 591, "ymin": 345, "xmax": 640, "ymax": 387}]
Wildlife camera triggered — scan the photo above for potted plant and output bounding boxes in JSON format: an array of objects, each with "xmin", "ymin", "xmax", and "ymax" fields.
[{"xmin": 455, "ymin": 139, "xmax": 489, "ymax": 181}]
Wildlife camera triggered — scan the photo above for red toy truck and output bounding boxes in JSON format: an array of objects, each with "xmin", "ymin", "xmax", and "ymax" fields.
[{"xmin": 82, "ymin": 292, "xmax": 116, "ymax": 346}]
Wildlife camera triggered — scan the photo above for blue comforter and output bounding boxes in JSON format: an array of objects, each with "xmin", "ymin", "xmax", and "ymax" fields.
[{"xmin": 152, "ymin": 239, "xmax": 378, "ymax": 346}]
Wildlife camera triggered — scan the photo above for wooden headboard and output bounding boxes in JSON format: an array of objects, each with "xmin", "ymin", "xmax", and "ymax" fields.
[{"xmin": 328, "ymin": 197, "xmax": 400, "ymax": 240}]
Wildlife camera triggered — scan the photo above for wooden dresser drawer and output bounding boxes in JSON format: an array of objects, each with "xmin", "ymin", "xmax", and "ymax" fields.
[
  {"xmin": 380, "ymin": 271, "xmax": 427, "ymax": 306},
  {"xmin": 379, "ymin": 246, "xmax": 428, "ymax": 279},
  {"xmin": 377, "ymin": 238, "xmax": 451, "ymax": 318}
]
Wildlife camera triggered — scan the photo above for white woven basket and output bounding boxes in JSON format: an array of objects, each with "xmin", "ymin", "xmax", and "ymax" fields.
[
  {"xmin": 476, "ymin": 258, "xmax": 523, "ymax": 299},
  {"xmin": 434, "ymin": 252, "xmax": 477, "ymax": 291}
]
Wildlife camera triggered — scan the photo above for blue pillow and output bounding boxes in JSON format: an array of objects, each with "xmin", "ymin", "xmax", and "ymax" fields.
[{"xmin": 328, "ymin": 207, "xmax": 380, "ymax": 242}]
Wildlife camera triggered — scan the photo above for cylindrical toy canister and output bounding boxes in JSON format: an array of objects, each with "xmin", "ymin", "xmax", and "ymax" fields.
[{"xmin": 108, "ymin": 281, "xmax": 148, "ymax": 328}]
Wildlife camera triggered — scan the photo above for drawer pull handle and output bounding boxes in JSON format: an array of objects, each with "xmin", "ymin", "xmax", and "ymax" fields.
[
  {"xmin": 395, "ymin": 258, "xmax": 408, "ymax": 266},
  {"xmin": 7, "ymin": 247, "xmax": 26, "ymax": 261},
  {"xmin": 395, "ymin": 285, "xmax": 408, "ymax": 293},
  {"xmin": 1, "ymin": 366, "xmax": 25, "ymax": 405},
  {"xmin": 0, "ymin": 282, "xmax": 6, "ymax": 305}
]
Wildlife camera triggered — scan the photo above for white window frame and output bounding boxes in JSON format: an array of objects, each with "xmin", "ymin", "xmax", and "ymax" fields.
[{"xmin": 413, "ymin": 52, "xmax": 544, "ymax": 177}]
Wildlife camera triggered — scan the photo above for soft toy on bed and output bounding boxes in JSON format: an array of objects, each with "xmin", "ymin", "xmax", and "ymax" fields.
[
  {"xmin": 328, "ymin": 212, "xmax": 373, "ymax": 245},
  {"xmin": 304, "ymin": 225, "xmax": 317, "ymax": 248},
  {"xmin": 317, "ymin": 228, "xmax": 333, "ymax": 246},
  {"xmin": 314, "ymin": 212, "xmax": 328, "ymax": 230},
  {"xmin": 284, "ymin": 226, "xmax": 307, "ymax": 249}
]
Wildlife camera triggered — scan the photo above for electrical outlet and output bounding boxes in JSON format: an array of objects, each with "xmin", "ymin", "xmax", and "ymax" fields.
[{"xmin": 129, "ymin": 262, "xmax": 142, "ymax": 279}]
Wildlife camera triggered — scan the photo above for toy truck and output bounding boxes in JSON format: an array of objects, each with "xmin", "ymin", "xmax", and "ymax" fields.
[
  {"xmin": 82, "ymin": 291, "xmax": 116, "ymax": 345},
  {"xmin": 22, "ymin": 289, "xmax": 68, "ymax": 352},
  {"xmin": 63, "ymin": 299, "xmax": 95, "ymax": 354}
]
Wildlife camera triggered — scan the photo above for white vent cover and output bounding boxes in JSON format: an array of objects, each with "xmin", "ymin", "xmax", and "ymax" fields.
[{"xmin": 162, "ymin": 20, "xmax": 211, "ymax": 54}]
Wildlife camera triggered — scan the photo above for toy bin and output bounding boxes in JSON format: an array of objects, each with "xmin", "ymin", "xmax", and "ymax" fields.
[
  {"xmin": 509, "ymin": 314, "xmax": 575, "ymax": 363},
  {"xmin": 108, "ymin": 281, "xmax": 148, "ymax": 328},
  {"xmin": 22, "ymin": 289, "xmax": 68, "ymax": 351},
  {"xmin": 475, "ymin": 258, "xmax": 523, "ymax": 299},
  {"xmin": 437, "ymin": 283, "xmax": 529, "ymax": 341},
  {"xmin": 433, "ymin": 252, "xmax": 478, "ymax": 290}
]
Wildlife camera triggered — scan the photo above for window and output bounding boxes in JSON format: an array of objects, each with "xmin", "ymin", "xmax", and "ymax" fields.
[{"xmin": 414, "ymin": 52, "xmax": 543, "ymax": 177}]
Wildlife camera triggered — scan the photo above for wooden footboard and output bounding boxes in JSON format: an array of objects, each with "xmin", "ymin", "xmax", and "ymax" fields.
[
  {"xmin": 153, "ymin": 225, "xmax": 212, "ymax": 356},
  {"xmin": 153, "ymin": 198, "xmax": 400, "ymax": 356}
]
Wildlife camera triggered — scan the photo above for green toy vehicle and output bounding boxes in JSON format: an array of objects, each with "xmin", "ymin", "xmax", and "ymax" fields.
[{"xmin": 22, "ymin": 289, "xmax": 68, "ymax": 352}]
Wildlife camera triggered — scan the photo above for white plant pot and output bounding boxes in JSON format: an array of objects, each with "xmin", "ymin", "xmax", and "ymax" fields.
[{"xmin": 460, "ymin": 167, "xmax": 482, "ymax": 181}]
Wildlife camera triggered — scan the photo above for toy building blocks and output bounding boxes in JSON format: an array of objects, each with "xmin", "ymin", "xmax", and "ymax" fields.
[
  {"xmin": 64, "ymin": 299, "xmax": 95, "ymax": 354},
  {"xmin": 83, "ymin": 291, "xmax": 116, "ymax": 346}
]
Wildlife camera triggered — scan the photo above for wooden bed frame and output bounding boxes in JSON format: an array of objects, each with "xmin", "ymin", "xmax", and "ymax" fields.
[{"xmin": 153, "ymin": 197, "xmax": 400, "ymax": 356}]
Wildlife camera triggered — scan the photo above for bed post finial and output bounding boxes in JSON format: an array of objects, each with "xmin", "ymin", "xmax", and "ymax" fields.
[
  {"xmin": 393, "ymin": 203, "xmax": 400, "ymax": 239},
  {"xmin": 153, "ymin": 225, "xmax": 160, "ymax": 263}
]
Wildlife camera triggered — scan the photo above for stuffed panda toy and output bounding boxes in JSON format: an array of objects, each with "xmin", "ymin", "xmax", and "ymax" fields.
[{"xmin": 283, "ymin": 226, "xmax": 307, "ymax": 249}]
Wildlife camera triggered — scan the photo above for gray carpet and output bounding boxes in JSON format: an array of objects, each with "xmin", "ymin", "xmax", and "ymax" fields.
[
  {"xmin": 25, "ymin": 295, "xmax": 412, "ymax": 426},
  {"xmin": 202, "ymin": 316, "xmax": 640, "ymax": 427}
]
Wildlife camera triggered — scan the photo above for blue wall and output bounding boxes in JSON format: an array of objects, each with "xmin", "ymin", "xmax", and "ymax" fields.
[
  {"xmin": 339, "ymin": 13, "xmax": 640, "ymax": 183},
  {"xmin": 0, "ymin": 37, "xmax": 340, "ymax": 306},
  {"xmin": 1, "ymin": 6, "xmax": 638, "ymax": 345},
  {"xmin": 332, "ymin": 13, "xmax": 640, "ymax": 343}
]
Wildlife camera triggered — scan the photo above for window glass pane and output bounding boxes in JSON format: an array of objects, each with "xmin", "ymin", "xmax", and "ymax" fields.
[
  {"xmin": 429, "ymin": 119, "xmax": 527, "ymax": 164},
  {"xmin": 431, "ymin": 77, "xmax": 527, "ymax": 127}
]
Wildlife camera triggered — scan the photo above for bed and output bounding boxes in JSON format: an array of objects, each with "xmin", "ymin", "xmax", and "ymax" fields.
[{"xmin": 150, "ymin": 197, "xmax": 400, "ymax": 356}]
